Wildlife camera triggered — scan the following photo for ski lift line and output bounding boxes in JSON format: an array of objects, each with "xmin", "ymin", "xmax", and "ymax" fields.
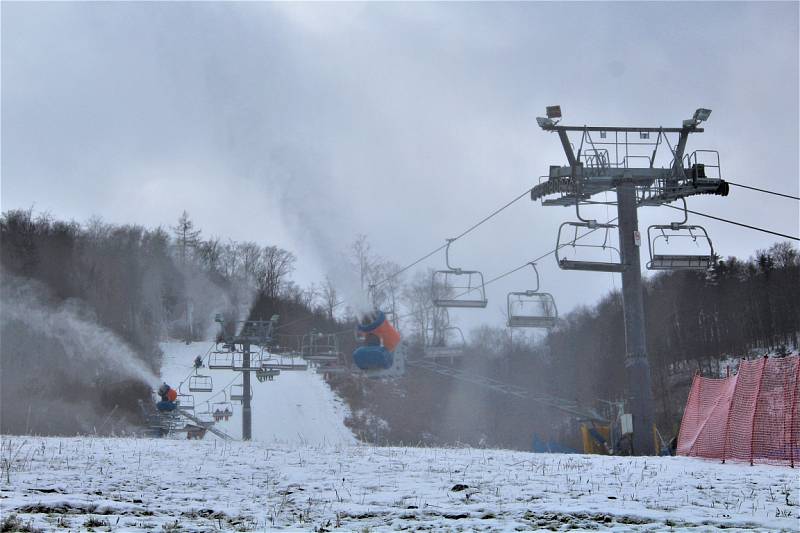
[
  {"xmin": 327, "ymin": 215, "xmax": 619, "ymax": 336},
  {"xmin": 662, "ymin": 203, "xmax": 799, "ymax": 242},
  {"xmin": 726, "ymin": 181, "xmax": 800, "ymax": 201},
  {"xmin": 578, "ymin": 200, "xmax": 797, "ymax": 241},
  {"xmin": 371, "ymin": 187, "xmax": 534, "ymax": 290}
]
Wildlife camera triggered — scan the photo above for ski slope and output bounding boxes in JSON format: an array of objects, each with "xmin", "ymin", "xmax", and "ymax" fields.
[
  {"xmin": 159, "ymin": 341, "xmax": 355, "ymax": 446},
  {"xmin": 1, "ymin": 436, "xmax": 797, "ymax": 531}
]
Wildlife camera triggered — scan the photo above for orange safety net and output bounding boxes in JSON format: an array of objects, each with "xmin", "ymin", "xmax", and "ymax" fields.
[{"xmin": 677, "ymin": 355, "xmax": 800, "ymax": 466}]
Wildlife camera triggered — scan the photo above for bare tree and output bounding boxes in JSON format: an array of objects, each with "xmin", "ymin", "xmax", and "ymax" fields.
[
  {"xmin": 321, "ymin": 275, "xmax": 339, "ymax": 321},
  {"xmin": 171, "ymin": 211, "xmax": 201, "ymax": 266},
  {"xmin": 351, "ymin": 234, "xmax": 375, "ymax": 292},
  {"xmin": 257, "ymin": 245, "xmax": 296, "ymax": 299},
  {"xmin": 197, "ymin": 237, "xmax": 222, "ymax": 274},
  {"xmin": 402, "ymin": 269, "xmax": 450, "ymax": 347}
]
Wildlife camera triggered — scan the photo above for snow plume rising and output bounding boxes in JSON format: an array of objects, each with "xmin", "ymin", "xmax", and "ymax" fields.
[{"xmin": 0, "ymin": 275, "xmax": 159, "ymax": 435}]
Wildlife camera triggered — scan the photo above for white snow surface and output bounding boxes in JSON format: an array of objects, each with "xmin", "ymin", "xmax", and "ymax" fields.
[
  {"xmin": 1, "ymin": 436, "xmax": 797, "ymax": 531},
  {"xmin": 159, "ymin": 341, "xmax": 355, "ymax": 446}
]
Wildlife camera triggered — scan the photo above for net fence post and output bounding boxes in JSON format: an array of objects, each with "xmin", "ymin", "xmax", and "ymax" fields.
[
  {"xmin": 790, "ymin": 358, "xmax": 800, "ymax": 469},
  {"xmin": 720, "ymin": 363, "xmax": 739, "ymax": 465},
  {"xmin": 749, "ymin": 356, "xmax": 768, "ymax": 466}
]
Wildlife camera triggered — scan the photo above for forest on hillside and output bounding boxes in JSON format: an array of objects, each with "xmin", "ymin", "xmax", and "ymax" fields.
[
  {"xmin": 2, "ymin": 208, "xmax": 797, "ymax": 449},
  {"xmin": 0, "ymin": 209, "xmax": 299, "ymax": 434}
]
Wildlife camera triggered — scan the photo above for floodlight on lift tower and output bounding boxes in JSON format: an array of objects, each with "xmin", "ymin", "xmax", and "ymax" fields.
[{"xmin": 530, "ymin": 106, "xmax": 730, "ymax": 455}]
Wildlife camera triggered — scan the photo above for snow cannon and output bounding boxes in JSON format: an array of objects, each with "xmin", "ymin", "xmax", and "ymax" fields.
[
  {"xmin": 156, "ymin": 383, "xmax": 178, "ymax": 411},
  {"xmin": 352, "ymin": 311, "xmax": 401, "ymax": 370}
]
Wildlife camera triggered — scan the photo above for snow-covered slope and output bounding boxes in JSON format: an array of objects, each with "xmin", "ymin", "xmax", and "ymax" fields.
[
  {"xmin": 159, "ymin": 341, "xmax": 355, "ymax": 446},
  {"xmin": 1, "ymin": 436, "xmax": 796, "ymax": 531}
]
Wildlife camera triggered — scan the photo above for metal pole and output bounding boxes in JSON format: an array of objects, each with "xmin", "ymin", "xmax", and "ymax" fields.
[
  {"xmin": 616, "ymin": 179, "xmax": 656, "ymax": 455},
  {"xmin": 242, "ymin": 342, "xmax": 252, "ymax": 441}
]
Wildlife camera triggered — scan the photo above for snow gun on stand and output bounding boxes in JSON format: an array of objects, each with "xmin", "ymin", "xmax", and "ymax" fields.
[
  {"xmin": 352, "ymin": 310, "xmax": 401, "ymax": 371},
  {"xmin": 156, "ymin": 382, "xmax": 178, "ymax": 412}
]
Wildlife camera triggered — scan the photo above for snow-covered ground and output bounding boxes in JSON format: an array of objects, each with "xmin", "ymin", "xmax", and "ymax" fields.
[
  {"xmin": 2, "ymin": 343, "xmax": 796, "ymax": 531},
  {"xmin": 159, "ymin": 341, "xmax": 355, "ymax": 446},
  {"xmin": 1, "ymin": 436, "xmax": 797, "ymax": 531}
]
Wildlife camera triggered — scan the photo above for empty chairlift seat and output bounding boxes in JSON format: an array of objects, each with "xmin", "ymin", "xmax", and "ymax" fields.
[
  {"xmin": 230, "ymin": 384, "xmax": 252, "ymax": 402},
  {"xmin": 188, "ymin": 374, "xmax": 213, "ymax": 393},
  {"xmin": 506, "ymin": 262, "xmax": 558, "ymax": 329},
  {"xmin": 208, "ymin": 351, "xmax": 234, "ymax": 369},
  {"xmin": 431, "ymin": 239, "xmax": 488, "ymax": 308},
  {"xmin": 177, "ymin": 393, "xmax": 195, "ymax": 411},
  {"xmin": 424, "ymin": 326, "xmax": 467, "ymax": 359},
  {"xmin": 647, "ymin": 224, "xmax": 714, "ymax": 270},
  {"xmin": 555, "ymin": 221, "xmax": 626, "ymax": 272}
]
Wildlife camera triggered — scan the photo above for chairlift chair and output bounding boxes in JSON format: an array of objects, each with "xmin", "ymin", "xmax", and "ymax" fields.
[
  {"xmin": 211, "ymin": 395, "xmax": 233, "ymax": 422},
  {"xmin": 230, "ymin": 384, "xmax": 252, "ymax": 402},
  {"xmin": 261, "ymin": 356, "xmax": 308, "ymax": 372},
  {"xmin": 208, "ymin": 351, "xmax": 234, "ymax": 369},
  {"xmin": 301, "ymin": 332, "xmax": 341, "ymax": 360},
  {"xmin": 555, "ymin": 221, "xmax": 625, "ymax": 273},
  {"xmin": 255, "ymin": 367, "xmax": 280, "ymax": 382},
  {"xmin": 507, "ymin": 263, "xmax": 559, "ymax": 329},
  {"xmin": 177, "ymin": 393, "xmax": 195, "ymax": 411},
  {"xmin": 188, "ymin": 374, "xmax": 213, "ymax": 393},
  {"xmin": 647, "ymin": 200, "xmax": 714, "ymax": 270},
  {"xmin": 431, "ymin": 239, "xmax": 488, "ymax": 308},
  {"xmin": 424, "ymin": 326, "xmax": 467, "ymax": 360},
  {"xmin": 231, "ymin": 350, "xmax": 264, "ymax": 371}
]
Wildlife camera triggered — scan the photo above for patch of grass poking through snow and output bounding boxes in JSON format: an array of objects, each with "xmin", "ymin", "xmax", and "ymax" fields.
[
  {"xmin": 1, "ymin": 514, "xmax": 41, "ymax": 533},
  {"xmin": 82, "ymin": 516, "xmax": 110, "ymax": 530}
]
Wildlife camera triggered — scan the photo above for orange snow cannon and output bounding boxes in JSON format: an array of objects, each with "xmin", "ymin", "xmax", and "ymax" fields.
[{"xmin": 358, "ymin": 311, "xmax": 400, "ymax": 352}]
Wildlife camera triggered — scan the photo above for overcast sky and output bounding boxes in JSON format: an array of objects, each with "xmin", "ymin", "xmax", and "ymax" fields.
[{"xmin": 2, "ymin": 2, "xmax": 798, "ymax": 330}]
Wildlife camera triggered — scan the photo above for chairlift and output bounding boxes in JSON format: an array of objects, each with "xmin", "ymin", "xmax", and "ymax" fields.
[
  {"xmin": 647, "ymin": 199, "xmax": 714, "ymax": 270},
  {"xmin": 261, "ymin": 356, "xmax": 308, "ymax": 372},
  {"xmin": 431, "ymin": 239, "xmax": 488, "ymax": 308},
  {"xmin": 424, "ymin": 326, "xmax": 467, "ymax": 360},
  {"xmin": 208, "ymin": 351, "xmax": 234, "ymax": 369},
  {"xmin": 188, "ymin": 374, "xmax": 213, "ymax": 393},
  {"xmin": 255, "ymin": 367, "xmax": 280, "ymax": 382},
  {"xmin": 301, "ymin": 332, "xmax": 341, "ymax": 360},
  {"xmin": 230, "ymin": 383, "xmax": 252, "ymax": 402},
  {"xmin": 231, "ymin": 349, "xmax": 264, "ymax": 371},
  {"xmin": 507, "ymin": 263, "xmax": 558, "ymax": 329},
  {"xmin": 211, "ymin": 394, "xmax": 233, "ymax": 422},
  {"xmin": 556, "ymin": 205, "xmax": 625, "ymax": 273},
  {"xmin": 177, "ymin": 393, "xmax": 195, "ymax": 411}
]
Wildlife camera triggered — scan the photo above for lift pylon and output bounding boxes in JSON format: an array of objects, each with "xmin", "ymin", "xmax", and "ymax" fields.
[{"xmin": 530, "ymin": 106, "xmax": 729, "ymax": 455}]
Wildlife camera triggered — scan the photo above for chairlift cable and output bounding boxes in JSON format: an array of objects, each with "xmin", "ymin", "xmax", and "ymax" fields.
[
  {"xmin": 662, "ymin": 203, "xmax": 799, "ymax": 242},
  {"xmin": 371, "ymin": 187, "xmax": 534, "ymax": 289},
  {"xmin": 573, "ymin": 200, "xmax": 797, "ymax": 241},
  {"xmin": 726, "ymin": 181, "xmax": 799, "ymax": 201}
]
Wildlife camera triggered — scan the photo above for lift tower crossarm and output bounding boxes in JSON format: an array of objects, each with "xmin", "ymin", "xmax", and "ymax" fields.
[{"xmin": 531, "ymin": 120, "xmax": 728, "ymax": 207}]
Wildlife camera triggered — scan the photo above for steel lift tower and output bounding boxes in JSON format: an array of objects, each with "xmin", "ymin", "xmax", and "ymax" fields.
[
  {"xmin": 214, "ymin": 316, "xmax": 278, "ymax": 440},
  {"xmin": 531, "ymin": 106, "xmax": 729, "ymax": 454}
]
